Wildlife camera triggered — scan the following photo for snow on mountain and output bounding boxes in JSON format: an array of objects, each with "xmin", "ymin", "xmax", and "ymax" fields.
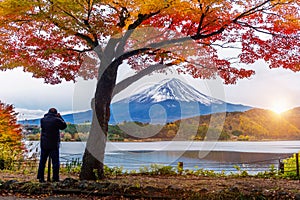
[{"xmin": 117, "ymin": 78, "xmax": 223, "ymax": 105}]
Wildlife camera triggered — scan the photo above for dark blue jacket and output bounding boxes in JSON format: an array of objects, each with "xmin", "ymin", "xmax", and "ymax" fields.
[{"xmin": 40, "ymin": 113, "xmax": 67, "ymax": 150}]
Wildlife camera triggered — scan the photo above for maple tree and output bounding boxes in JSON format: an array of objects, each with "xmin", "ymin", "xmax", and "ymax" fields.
[
  {"xmin": 0, "ymin": 0, "xmax": 299, "ymax": 180},
  {"xmin": 0, "ymin": 101, "xmax": 25, "ymax": 169}
]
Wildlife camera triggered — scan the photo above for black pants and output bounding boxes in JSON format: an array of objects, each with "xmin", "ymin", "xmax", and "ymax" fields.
[{"xmin": 37, "ymin": 148, "xmax": 60, "ymax": 181}]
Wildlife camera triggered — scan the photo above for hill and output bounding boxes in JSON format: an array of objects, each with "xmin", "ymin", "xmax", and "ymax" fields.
[
  {"xmin": 106, "ymin": 107, "xmax": 300, "ymax": 141},
  {"xmin": 171, "ymin": 108, "xmax": 300, "ymax": 140},
  {"xmin": 282, "ymin": 107, "xmax": 300, "ymax": 130}
]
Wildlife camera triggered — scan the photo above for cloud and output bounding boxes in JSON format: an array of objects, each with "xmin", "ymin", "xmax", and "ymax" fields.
[
  {"xmin": 0, "ymin": 68, "xmax": 75, "ymax": 111},
  {"xmin": 15, "ymin": 108, "xmax": 46, "ymax": 120}
]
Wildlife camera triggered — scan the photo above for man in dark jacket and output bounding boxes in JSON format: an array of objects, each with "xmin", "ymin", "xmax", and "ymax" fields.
[{"xmin": 37, "ymin": 108, "xmax": 67, "ymax": 182}]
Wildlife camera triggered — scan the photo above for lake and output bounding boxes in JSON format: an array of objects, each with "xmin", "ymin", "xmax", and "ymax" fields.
[{"xmin": 26, "ymin": 141, "xmax": 300, "ymax": 174}]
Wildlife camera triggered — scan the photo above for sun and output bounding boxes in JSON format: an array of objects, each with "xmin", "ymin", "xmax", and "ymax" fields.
[
  {"xmin": 270, "ymin": 100, "xmax": 289, "ymax": 114},
  {"xmin": 271, "ymin": 105, "xmax": 286, "ymax": 114}
]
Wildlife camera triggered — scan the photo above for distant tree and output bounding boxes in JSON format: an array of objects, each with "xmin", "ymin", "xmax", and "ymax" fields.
[
  {"xmin": 0, "ymin": 101, "xmax": 25, "ymax": 169},
  {"xmin": 26, "ymin": 133, "xmax": 40, "ymax": 141},
  {"xmin": 78, "ymin": 132, "xmax": 89, "ymax": 141},
  {"xmin": 232, "ymin": 130, "xmax": 243, "ymax": 137},
  {"xmin": 108, "ymin": 125, "xmax": 123, "ymax": 137},
  {"xmin": 23, "ymin": 125, "xmax": 40, "ymax": 135},
  {"xmin": 73, "ymin": 133, "xmax": 80, "ymax": 141},
  {"xmin": 219, "ymin": 131, "xmax": 230, "ymax": 141},
  {"xmin": 166, "ymin": 130, "xmax": 176, "ymax": 138},
  {"xmin": 0, "ymin": 0, "xmax": 299, "ymax": 179},
  {"xmin": 64, "ymin": 123, "xmax": 78, "ymax": 135},
  {"xmin": 196, "ymin": 125, "xmax": 209, "ymax": 140},
  {"xmin": 76, "ymin": 124, "xmax": 91, "ymax": 133},
  {"xmin": 206, "ymin": 128, "xmax": 222, "ymax": 140},
  {"xmin": 237, "ymin": 135, "xmax": 250, "ymax": 141},
  {"xmin": 63, "ymin": 133, "xmax": 72, "ymax": 141}
]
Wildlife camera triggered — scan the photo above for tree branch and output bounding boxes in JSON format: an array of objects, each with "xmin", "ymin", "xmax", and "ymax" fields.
[
  {"xmin": 112, "ymin": 63, "xmax": 169, "ymax": 97},
  {"xmin": 116, "ymin": 10, "xmax": 161, "ymax": 56},
  {"xmin": 74, "ymin": 32, "xmax": 98, "ymax": 47},
  {"xmin": 237, "ymin": 21, "xmax": 299, "ymax": 39},
  {"xmin": 196, "ymin": 4, "xmax": 210, "ymax": 35},
  {"xmin": 232, "ymin": 0, "xmax": 271, "ymax": 23},
  {"xmin": 47, "ymin": 0, "xmax": 98, "ymax": 47},
  {"xmin": 117, "ymin": 6, "xmax": 130, "ymax": 28}
]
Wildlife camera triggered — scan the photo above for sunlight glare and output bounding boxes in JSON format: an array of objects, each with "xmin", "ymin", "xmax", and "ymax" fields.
[{"xmin": 270, "ymin": 99, "xmax": 289, "ymax": 114}]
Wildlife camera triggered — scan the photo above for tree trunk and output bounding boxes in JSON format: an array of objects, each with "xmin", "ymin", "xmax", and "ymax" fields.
[
  {"xmin": 79, "ymin": 33, "xmax": 145, "ymax": 180},
  {"xmin": 79, "ymin": 98, "xmax": 106, "ymax": 180},
  {"xmin": 79, "ymin": 61, "xmax": 119, "ymax": 180}
]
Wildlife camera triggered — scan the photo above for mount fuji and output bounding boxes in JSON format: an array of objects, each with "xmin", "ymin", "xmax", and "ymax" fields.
[
  {"xmin": 117, "ymin": 78, "xmax": 222, "ymax": 104},
  {"xmin": 109, "ymin": 78, "xmax": 251, "ymax": 124},
  {"xmin": 20, "ymin": 78, "xmax": 252, "ymax": 125}
]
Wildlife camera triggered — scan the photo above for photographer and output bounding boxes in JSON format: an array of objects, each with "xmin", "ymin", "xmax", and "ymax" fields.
[{"xmin": 37, "ymin": 108, "xmax": 67, "ymax": 183}]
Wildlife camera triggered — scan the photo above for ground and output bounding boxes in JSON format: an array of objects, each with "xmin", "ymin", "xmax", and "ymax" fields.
[{"xmin": 0, "ymin": 172, "xmax": 300, "ymax": 199}]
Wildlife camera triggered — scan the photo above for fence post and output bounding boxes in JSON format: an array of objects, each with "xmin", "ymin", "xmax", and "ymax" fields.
[
  {"xmin": 278, "ymin": 159, "xmax": 284, "ymax": 174},
  {"xmin": 178, "ymin": 162, "xmax": 183, "ymax": 175},
  {"xmin": 47, "ymin": 157, "xmax": 51, "ymax": 182},
  {"xmin": 296, "ymin": 153, "xmax": 299, "ymax": 179}
]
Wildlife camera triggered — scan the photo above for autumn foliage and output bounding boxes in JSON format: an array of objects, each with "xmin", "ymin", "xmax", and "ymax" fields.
[
  {"xmin": 0, "ymin": 0, "xmax": 299, "ymax": 84},
  {"xmin": 0, "ymin": 101, "xmax": 25, "ymax": 169}
]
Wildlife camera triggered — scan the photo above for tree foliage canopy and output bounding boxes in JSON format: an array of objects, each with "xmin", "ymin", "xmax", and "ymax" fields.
[{"xmin": 0, "ymin": 0, "xmax": 299, "ymax": 84}]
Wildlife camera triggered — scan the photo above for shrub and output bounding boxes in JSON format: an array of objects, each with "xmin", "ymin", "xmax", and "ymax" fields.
[{"xmin": 282, "ymin": 152, "xmax": 300, "ymax": 179}]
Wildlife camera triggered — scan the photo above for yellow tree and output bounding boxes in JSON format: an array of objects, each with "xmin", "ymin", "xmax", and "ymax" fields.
[
  {"xmin": 0, "ymin": 101, "xmax": 24, "ymax": 169},
  {"xmin": 0, "ymin": 0, "xmax": 299, "ymax": 179}
]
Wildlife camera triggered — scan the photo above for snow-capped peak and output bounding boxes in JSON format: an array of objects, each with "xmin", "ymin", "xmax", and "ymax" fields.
[{"xmin": 119, "ymin": 78, "xmax": 223, "ymax": 105}]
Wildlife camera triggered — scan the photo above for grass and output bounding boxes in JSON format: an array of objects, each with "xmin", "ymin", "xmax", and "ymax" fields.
[{"xmin": 0, "ymin": 160, "xmax": 300, "ymax": 199}]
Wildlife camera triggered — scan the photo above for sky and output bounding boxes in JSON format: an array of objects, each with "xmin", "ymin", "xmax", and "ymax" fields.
[{"xmin": 1, "ymin": 58, "xmax": 300, "ymax": 120}]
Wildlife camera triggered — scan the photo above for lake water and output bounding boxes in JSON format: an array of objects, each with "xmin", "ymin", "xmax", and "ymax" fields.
[{"xmin": 26, "ymin": 141, "xmax": 300, "ymax": 174}]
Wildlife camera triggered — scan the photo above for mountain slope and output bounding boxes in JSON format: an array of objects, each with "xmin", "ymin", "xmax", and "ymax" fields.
[
  {"xmin": 282, "ymin": 107, "xmax": 300, "ymax": 130},
  {"xmin": 117, "ymin": 78, "xmax": 222, "ymax": 104}
]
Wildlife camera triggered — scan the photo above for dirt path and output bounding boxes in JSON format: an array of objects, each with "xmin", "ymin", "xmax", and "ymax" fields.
[{"xmin": 1, "ymin": 172, "xmax": 300, "ymax": 199}]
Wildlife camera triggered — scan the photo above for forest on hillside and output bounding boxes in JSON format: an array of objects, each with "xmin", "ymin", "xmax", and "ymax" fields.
[{"xmin": 24, "ymin": 108, "xmax": 300, "ymax": 142}]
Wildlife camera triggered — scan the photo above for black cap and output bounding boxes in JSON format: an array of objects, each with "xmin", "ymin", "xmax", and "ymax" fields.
[{"xmin": 48, "ymin": 108, "xmax": 58, "ymax": 114}]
